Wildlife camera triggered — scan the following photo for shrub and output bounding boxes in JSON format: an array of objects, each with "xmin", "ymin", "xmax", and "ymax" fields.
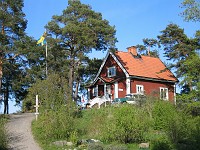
[
  {"xmin": 32, "ymin": 106, "xmax": 76, "ymax": 142},
  {"xmin": 30, "ymin": 74, "xmax": 78, "ymax": 148},
  {"xmin": 23, "ymin": 73, "xmax": 70, "ymax": 112},
  {"xmin": 151, "ymin": 136, "xmax": 173, "ymax": 150},
  {"xmin": 152, "ymin": 100, "xmax": 200, "ymax": 149},
  {"xmin": 152, "ymin": 101, "xmax": 177, "ymax": 130},
  {"xmin": 100, "ymin": 104, "xmax": 151, "ymax": 144}
]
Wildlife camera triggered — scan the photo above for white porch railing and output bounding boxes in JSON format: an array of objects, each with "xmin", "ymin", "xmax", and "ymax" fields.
[{"xmin": 88, "ymin": 96, "xmax": 111, "ymax": 108}]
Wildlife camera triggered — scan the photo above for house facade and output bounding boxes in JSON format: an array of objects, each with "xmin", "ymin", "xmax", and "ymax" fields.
[{"xmin": 87, "ymin": 46, "xmax": 178, "ymax": 103}]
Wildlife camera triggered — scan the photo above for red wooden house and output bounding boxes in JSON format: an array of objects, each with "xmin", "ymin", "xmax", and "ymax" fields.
[{"xmin": 87, "ymin": 46, "xmax": 178, "ymax": 103}]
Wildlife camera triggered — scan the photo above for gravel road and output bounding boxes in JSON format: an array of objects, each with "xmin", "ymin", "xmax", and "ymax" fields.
[{"xmin": 6, "ymin": 113, "xmax": 42, "ymax": 150}]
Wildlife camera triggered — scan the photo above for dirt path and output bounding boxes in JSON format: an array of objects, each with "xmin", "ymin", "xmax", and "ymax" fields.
[{"xmin": 6, "ymin": 113, "xmax": 42, "ymax": 150}]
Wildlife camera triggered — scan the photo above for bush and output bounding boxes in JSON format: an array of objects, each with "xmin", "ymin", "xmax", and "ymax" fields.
[
  {"xmin": 151, "ymin": 136, "xmax": 173, "ymax": 150},
  {"xmin": 23, "ymin": 73, "xmax": 70, "ymax": 112},
  {"xmin": 30, "ymin": 74, "xmax": 78, "ymax": 148},
  {"xmin": 152, "ymin": 100, "xmax": 200, "ymax": 149},
  {"xmin": 32, "ymin": 106, "xmax": 76, "ymax": 143},
  {"xmin": 152, "ymin": 101, "xmax": 177, "ymax": 130},
  {"xmin": 99, "ymin": 104, "xmax": 151, "ymax": 144}
]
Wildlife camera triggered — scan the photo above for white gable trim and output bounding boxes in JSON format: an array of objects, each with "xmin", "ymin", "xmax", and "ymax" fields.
[
  {"xmin": 93, "ymin": 52, "xmax": 129, "ymax": 84},
  {"xmin": 93, "ymin": 52, "xmax": 110, "ymax": 83},
  {"xmin": 110, "ymin": 52, "xmax": 129, "ymax": 78},
  {"xmin": 93, "ymin": 77, "xmax": 105, "ymax": 86}
]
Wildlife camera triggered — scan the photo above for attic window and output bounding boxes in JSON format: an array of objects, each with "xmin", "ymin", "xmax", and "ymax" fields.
[{"xmin": 108, "ymin": 66, "xmax": 116, "ymax": 77}]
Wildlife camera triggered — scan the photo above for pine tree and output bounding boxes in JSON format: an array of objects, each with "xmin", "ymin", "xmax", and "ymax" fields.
[
  {"xmin": 0, "ymin": 0, "xmax": 27, "ymax": 113},
  {"xmin": 136, "ymin": 38, "xmax": 160, "ymax": 57},
  {"xmin": 46, "ymin": 0, "xmax": 117, "ymax": 101},
  {"xmin": 181, "ymin": 0, "xmax": 200, "ymax": 22},
  {"xmin": 158, "ymin": 23, "xmax": 199, "ymax": 94}
]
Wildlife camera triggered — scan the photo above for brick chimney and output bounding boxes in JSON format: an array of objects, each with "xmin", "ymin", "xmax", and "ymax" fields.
[{"xmin": 127, "ymin": 46, "xmax": 137, "ymax": 56}]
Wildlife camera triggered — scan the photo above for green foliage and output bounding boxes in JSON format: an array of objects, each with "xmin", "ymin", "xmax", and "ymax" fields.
[
  {"xmin": 32, "ymin": 106, "xmax": 75, "ymax": 142},
  {"xmin": 136, "ymin": 38, "xmax": 160, "ymax": 57},
  {"xmin": 0, "ymin": 115, "xmax": 8, "ymax": 150},
  {"xmin": 151, "ymin": 136, "xmax": 172, "ymax": 150},
  {"xmin": 29, "ymin": 73, "xmax": 78, "ymax": 149},
  {"xmin": 104, "ymin": 144, "xmax": 128, "ymax": 150},
  {"xmin": 46, "ymin": 0, "xmax": 117, "ymax": 99},
  {"xmin": 32, "ymin": 97, "xmax": 200, "ymax": 150},
  {"xmin": 151, "ymin": 100, "xmax": 200, "ymax": 149},
  {"xmin": 23, "ymin": 73, "xmax": 70, "ymax": 112},
  {"xmin": 101, "ymin": 105, "xmax": 150, "ymax": 144},
  {"xmin": 181, "ymin": 0, "xmax": 200, "ymax": 22},
  {"xmin": 0, "ymin": 0, "xmax": 28, "ymax": 113},
  {"xmin": 87, "ymin": 143, "xmax": 104, "ymax": 150},
  {"xmin": 76, "ymin": 105, "xmax": 151, "ymax": 144},
  {"xmin": 152, "ymin": 101, "xmax": 177, "ymax": 130},
  {"xmin": 177, "ymin": 94, "xmax": 200, "ymax": 116},
  {"xmin": 158, "ymin": 23, "xmax": 199, "ymax": 95}
]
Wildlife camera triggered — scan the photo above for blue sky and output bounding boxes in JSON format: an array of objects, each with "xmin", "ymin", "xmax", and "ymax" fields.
[
  {"xmin": 23, "ymin": 0, "xmax": 199, "ymax": 59},
  {"xmin": 1, "ymin": 0, "xmax": 199, "ymax": 113},
  {"xmin": 24, "ymin": 0, "xmax": 198, "ymax": 50}
]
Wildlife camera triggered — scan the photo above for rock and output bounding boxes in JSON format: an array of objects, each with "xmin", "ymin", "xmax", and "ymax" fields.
[
  {"xmin": 52, "ymin": 140, "xmax": 73, "ymax": 147},
  {"xmin": 139, "ymin": 142, "xmax": 149, "ymax": 149},
  {"xmin": 86, "ymin": 139, "xmax": 101, "ymax": 143},
  {"xmin": 66, "ymin": 141, "xmax": 73, "ymax": 146}
]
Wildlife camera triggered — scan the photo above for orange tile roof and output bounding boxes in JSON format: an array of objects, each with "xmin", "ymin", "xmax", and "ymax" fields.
[{"xmin": 114, "ymin": 51, "xmax": 178, "ymax": 82}]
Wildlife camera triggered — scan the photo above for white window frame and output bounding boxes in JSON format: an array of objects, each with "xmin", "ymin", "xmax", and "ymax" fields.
[
  {"xmin": 160, "ymin": 87, "xmax": 168, "ymax": 100},
  {"xmin": 107, "ymin": 66, "xmax": 116, "ymax": 77},
  {"xmin": 136, "ymin": 85, "xmax": 144, "ymax": 94},
  {"xmin": 93, "ymin": 86, "xmax": 98, "ymax": 97}
]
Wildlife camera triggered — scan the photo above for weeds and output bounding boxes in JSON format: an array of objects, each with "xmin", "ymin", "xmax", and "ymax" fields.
[{"xmin": 0, "ymin": 115, "xmax": 8, "ymax": 150}]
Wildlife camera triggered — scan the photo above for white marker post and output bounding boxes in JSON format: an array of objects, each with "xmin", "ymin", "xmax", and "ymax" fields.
[{"xmin": 34, "ymin": 95, "xmax": 39, "ymax": 121}]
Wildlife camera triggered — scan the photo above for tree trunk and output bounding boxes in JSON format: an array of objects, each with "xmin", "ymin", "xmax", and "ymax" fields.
[
  {"xmin": 4, "ymin": 84, "xmax": 9, "ymax": 114},
  {"xmin": 189, "ymin": 80, "xmax": 193, "ymax": 92},
  {"xmin": 0, "ymin": 22, "xmax": 4, "ymax": 94},
  {"xmin": 74, "ymin": 78, "xmax": 80, "ymax": 101},
  {"xmin": 68, "ymin": 62, "xmax": 74, "ymax": 101}
]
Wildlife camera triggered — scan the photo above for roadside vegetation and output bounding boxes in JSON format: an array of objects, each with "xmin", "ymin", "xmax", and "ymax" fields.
[
  {"xmin": 31, "ymin": 99, "xmax": 200, "ymax": 150},
  {"xmin": 0, "ymin": 115, "xmax": 8, "ymax": 150},
  {"xmin": 29, "ymin": 75, "xmax": 200, "ymax": 150}
]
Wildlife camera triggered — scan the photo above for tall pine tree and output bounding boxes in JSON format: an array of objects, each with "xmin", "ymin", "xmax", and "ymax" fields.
[
  {"xmin": 0, "ymin": 0, "xmax": 27, "ymax": 113},
  {"xmin": 46, "ymin": 0, "xmax": 117, "ymax": 101},
  {"xmin": 158, "ymin": 23, "xmax": 199, "ymax": 94}
]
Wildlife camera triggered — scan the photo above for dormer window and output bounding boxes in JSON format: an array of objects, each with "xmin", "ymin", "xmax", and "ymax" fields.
[{"xmin": 108, "ymin": 66, "xmax": 116, "ymax": 77}]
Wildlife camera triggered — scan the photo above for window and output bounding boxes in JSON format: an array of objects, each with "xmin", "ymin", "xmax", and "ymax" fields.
[
  {"xmin": 108, "ymin": 66, "xmax": 116, "ymax": 77},
  {"xmin": 93, "ymin": 86, "xmax": 98, "ymax": 97},
  {"xmin": 136, "ymin": 85, "xmax": 144, "ymax": 94},
  {"xmin": 160, "ymin": 87, "xmax": 168, "ymax": 100}
]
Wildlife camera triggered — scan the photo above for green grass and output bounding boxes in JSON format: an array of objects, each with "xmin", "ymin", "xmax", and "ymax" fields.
[{"xmin": 0, "ymin": 115, "xmax": 8, "ymax": 150}]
